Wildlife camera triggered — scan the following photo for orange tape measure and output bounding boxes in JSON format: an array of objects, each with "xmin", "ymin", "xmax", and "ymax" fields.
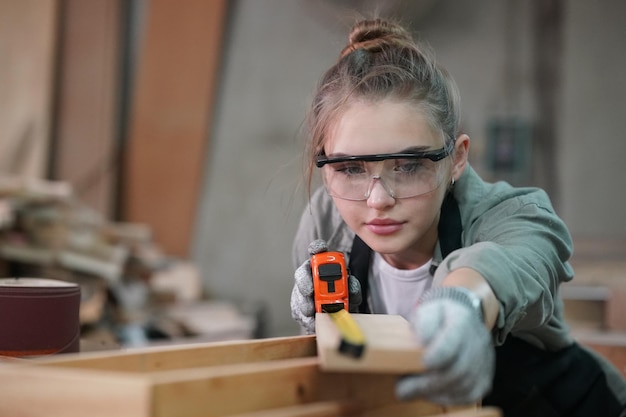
[
  {"xmin": 311, "ymin": 251, "xmax": 365, "ymax": 358},
  {"xmin": 311, "ymin": 251, "xmax": 349, "ymax": 313}
]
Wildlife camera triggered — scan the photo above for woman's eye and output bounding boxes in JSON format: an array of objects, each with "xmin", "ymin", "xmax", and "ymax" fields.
[
  {"xmin": 394, "ymin": 159, "xmax": 424, "ymax": 174},
  {"xmin": 335, "ymin": 163, "xmax": 365, "ymax": 176}
]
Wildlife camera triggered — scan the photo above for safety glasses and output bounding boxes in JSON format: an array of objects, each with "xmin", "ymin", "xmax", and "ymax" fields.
[{"xmin": 316, "ymin": 144, "xmax": 453, "ymax": 201}]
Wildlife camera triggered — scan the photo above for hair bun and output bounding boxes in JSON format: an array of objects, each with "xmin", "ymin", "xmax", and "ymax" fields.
[{"xmin": 341, "ymin": 19, "xmax": 412, "ymax": 57}]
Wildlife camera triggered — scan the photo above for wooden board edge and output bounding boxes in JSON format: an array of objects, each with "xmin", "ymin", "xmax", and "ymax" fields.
[
  {"xmin": 0, "ymin": 365, "xmax": 152, "ymax": 417},
  {"xmin": 29, "ymin": 334, "xmax": 316, "ymax": 372}
]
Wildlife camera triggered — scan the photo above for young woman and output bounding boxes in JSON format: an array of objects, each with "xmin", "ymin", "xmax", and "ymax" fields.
[{"xmin": 290, "ymin": 18, "xmax": 626, "ymax": 416}]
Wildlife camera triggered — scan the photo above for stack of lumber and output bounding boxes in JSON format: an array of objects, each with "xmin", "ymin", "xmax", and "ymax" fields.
[
  {"xmin": 0, "ymin": 331, "xmax": 501, "ymax": 417},
  {"xmin": 0, "ymin": 176, "xmax": 256, "ymax": 350}
]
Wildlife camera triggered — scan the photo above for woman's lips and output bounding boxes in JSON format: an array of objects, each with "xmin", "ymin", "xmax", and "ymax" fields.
[{"xmin": 365, "ymin": 219, "xmax": 404, "ymax": 235}]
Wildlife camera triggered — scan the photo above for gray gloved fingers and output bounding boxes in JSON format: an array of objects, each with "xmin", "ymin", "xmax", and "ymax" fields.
[
  {"xmin": 299, "ymin": 316, "xmax": 316, "ymax": 335},
  {"xmin": 436, "ymin": 367, "xmax": 492, "ymax": 404},
  {"xmin": 410, "ymin": 300, "xmax": 445, "ymax": 346},
  {"xmin": 348, "ymin": 275, "xmax": 362, "ymax": 308},
  {"xmin": 397, "ymin": 292, "xmax": 495, "ymax": 405},
  {"xmin": 290, "ymin": 239, "xmax": 329, "ymax": 335},
  {"xmin": 307, "ymin": 239, "xmax": 328, "ymax": 256},
  {"xmin": 294, "ymin": 239, "xmax": 327, "ymax": 301},
  {"xmin": 290, "ymin": 285, "xmax": 316, "ymax": 334},
  {"xmin": 398, "ymin": 352, "xmax": 494, "ymax": 405},
  {"xmin": 291, "ymin": 281, "xmax": 315, "ymax": 317},
  {"xmin": 413, "ymin": 300, "xmax": 466, "ymax": 369},
  {"xmin": 397, "ymin": 370, "xmax": 490, "ymax": 405},
  {"xmin": 397, "ymin": 374, "xmax": 435, "ymax": 402},
  {"xmin": 294, "ymin": 259, "xmax": 315, "ymax": 297},
  {"xmin": 398, "ymin": 347, "xmax": 483, "ymax": 399}
]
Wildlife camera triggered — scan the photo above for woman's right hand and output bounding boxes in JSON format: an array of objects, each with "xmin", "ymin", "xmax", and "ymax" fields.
[{"xmin": 290, "ymin": 239, "xmax": 362, "ymax": 334}]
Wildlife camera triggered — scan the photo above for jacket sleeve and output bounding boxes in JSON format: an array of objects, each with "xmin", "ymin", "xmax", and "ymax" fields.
[{"xmin": 433, "ymin": 187, "xmax": 574, "ymax": 347}]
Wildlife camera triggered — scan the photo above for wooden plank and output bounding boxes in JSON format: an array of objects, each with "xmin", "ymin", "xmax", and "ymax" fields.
[
  {"xmin": 315, "ymin": 313, "xmax": 424, "ymax": 373},
  {"xmin": 52, "ymin": 0, "xmax": 122, "ymax": 218},
  {"xmin": 570, "ymin": 237, "xmax": 626, "ymax": 263},
  {"xmin": 123, "ymin": 0, "xmax": 227, "ymax": 257},
  {"xmin": 563, "ymin": 299, "xmax": 605, "ymax": 329},
  {"xmin": 568, "ymin": 261, "xmax": 626, "ymax": 287},
  {"xmin": 0, "ymin": 0, "xmax": 58, "ymax": 178},
  {"xmin": 0, "ymin": 365, "xmax": 152, "ymax": 417},
  {"xmin": 38, "ymin": 334, "xmax": 316, "ymax": 372},
  {"xmin": 606, "ymin": 286, "xmax": 626, "ymax": 331},
  {"xmin": 561, "ymin": 283, "xmax": 626, "ymax": 331},
  {"xmin": 152, "ymin": 357, "xmax": 334, "ymax": 417},
  {"xmin": 149, "ymin": 358, "xmax": 456, "ymax": 417},
  {"xmin": 363, "ymin": 405, "xmax": 500, "ymax": 417},
  {"xmin": 432, "ymin": 409, "xmax": 501, "ymax": 417},
  {"xmin": 228, "ymin": 400, "xmax": 364, "ymax": 417},
  {"xmin": 0, "ymin": 357, "xmax": 457, "ymax": 417},
  {"xmin": 228, "ymin": 401, "xmax": 496, "ymax": 417}
]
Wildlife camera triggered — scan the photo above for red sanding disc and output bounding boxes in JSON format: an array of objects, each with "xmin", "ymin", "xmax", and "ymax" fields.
[{"xmin": 0, "ymin": 278, "xmax": 81, "ymax": 357}]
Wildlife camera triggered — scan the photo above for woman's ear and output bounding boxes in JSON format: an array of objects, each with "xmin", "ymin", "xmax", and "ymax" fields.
[{"xmin": 452, "ymin": 134, "xmax": 470, "ymax": 180}]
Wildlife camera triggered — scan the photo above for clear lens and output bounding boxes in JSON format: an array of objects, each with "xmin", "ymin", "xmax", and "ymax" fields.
[{"xmin": 322, "ymin": 157, "xmax": 446, "ymax": 200}]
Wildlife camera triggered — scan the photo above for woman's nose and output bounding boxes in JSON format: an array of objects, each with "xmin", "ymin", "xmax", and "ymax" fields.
[{"xmin": 366, "ymin": 176, "xmax": 396, "ymax": 208}]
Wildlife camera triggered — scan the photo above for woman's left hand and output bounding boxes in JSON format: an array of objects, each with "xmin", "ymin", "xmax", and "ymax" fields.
[{"xmin": 396, "ymin": 287, "xmax": 495, "ymax": 405}]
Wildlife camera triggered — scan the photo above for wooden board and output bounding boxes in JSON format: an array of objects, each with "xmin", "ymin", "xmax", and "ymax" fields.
[
  {"xmin": 0, "ymin": 0, "xmax": 58, "ymax": 179},
  {"xmin": 315, "ymin": 313, "xmax": 424, "ymax": 373},
  {"xmin": 123, "ymin": 0, "xmax": 227, "ymax": 257},
  {"xmin": 0, "ymin": 334, "xmax": 480, "ymax": 417},
  {"xmin": 230, "ymin": 402, "xmax": 501, "ymax": 417},
  {"xmin": 52, "ymin": 0, "xmax": 121, "ymax": 218},
  {"xmin": 39, "ymin": 334, "xmax": 318, "ymax": 372}
]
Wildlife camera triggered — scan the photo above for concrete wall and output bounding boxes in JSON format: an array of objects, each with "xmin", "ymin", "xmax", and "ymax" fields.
[
  {"xmin": 191, "ymin": 0, "xmax": 626, "ymax": 337},
  {"xmin": 559, "ymin": 0, "xmax": 626, "ymax": 237}
]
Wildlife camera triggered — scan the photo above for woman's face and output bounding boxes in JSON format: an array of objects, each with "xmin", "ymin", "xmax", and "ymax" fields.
[{"xmin": 323, "ymin": 99, "xmax": 465, "ymax": 269}]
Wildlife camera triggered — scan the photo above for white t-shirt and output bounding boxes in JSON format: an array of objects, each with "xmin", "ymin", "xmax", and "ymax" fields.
[{"xmin": 368, "ymin": 252, "xmax": 433, "ymax": 321}]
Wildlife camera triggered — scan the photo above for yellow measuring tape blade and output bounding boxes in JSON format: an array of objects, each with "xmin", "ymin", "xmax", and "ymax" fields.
[{"xmin": 327, "ymin": 309, "xmax": 366, "ymax": 358}]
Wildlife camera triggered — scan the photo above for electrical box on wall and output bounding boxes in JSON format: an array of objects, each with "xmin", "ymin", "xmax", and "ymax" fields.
[{"xmin": 485, "ymin": 117, "xmax": 533, "ymax": 185}]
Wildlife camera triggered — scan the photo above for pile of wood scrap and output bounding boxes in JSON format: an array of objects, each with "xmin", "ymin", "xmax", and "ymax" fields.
[{"xmin": 0, "ymin": 176, "xmax": 257, "ymax": 351}]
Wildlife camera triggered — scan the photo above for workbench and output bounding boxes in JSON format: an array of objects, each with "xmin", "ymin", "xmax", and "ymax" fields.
[{"xmin": 0, "ymin": 334, "xmax": 500, "ymax": 417}]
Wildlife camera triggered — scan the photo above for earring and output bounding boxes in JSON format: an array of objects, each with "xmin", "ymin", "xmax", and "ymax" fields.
[{"xmin": 451, "ymin": 177, "xmax": 455, "ymax": 187}]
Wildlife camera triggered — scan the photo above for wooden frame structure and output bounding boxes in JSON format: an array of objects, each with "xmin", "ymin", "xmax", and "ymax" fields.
[{"xmin": 0, "ymin": 335, "xmax": 500, "ymax": 417}]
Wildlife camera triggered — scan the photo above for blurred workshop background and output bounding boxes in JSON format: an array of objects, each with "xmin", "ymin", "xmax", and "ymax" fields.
[{"xmin": 1, "ymin": 0, "xmax": 626, "ymax": 355}]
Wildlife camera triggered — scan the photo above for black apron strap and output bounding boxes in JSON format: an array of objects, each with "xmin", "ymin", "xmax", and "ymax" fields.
[
  {"xmin": 349, "ymin": 234, "xmax": 372, "ymax": 314},
  {"xmin": 438, "ymin": 191, "xmax": 463, "ymax": 259}
]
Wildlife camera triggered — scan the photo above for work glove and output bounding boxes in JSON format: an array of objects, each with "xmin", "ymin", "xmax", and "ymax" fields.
[
  {"xmin": 396, "ymin": 286, "xmax": 495, "ymax": 405},
  {"xmin": 290, "ymin": 239, "xmax": 362, "ymax": 334}
]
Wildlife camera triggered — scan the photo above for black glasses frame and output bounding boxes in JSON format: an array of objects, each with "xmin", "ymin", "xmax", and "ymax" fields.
[{"xmin": 315, "ymin": 142, "xmax": 454, "ymax": 168}]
